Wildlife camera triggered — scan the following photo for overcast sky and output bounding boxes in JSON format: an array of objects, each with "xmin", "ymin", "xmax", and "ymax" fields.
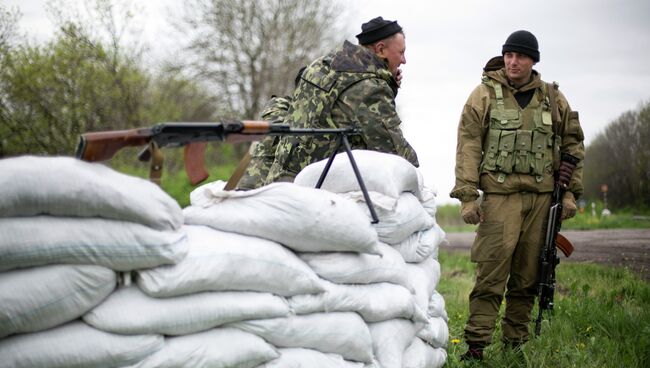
[{"xmin": 6, "ymin": 0, "xmax": 650, "ymax": 204}]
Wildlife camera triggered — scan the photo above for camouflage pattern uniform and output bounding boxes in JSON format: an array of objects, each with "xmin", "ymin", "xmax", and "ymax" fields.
[
  {"xmin": 266, "ymin": 40, "xmax": 419, "ymax": 183},
  {"xmin": 237, "ymin": 96, "xmax": 292, "ymax": 190},
  {"xmin": 451, "ymin": 64, "xmax": 584, "ymax": 346}
]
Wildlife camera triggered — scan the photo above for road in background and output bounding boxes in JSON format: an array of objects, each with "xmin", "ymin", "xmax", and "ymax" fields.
[{"xmin": 444, "ymin": 229, "xmax": 650, "ymax": 281}]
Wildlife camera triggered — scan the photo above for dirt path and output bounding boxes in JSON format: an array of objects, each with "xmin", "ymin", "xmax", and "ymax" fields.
[{"xmin": 443, "ymin": 229, "xmax": 650, "ymax": 281}]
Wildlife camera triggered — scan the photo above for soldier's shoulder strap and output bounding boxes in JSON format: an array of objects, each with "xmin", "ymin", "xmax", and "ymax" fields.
[{"xmin": 545, "ymin": 81, "xmax": 561, "ymax": 134}]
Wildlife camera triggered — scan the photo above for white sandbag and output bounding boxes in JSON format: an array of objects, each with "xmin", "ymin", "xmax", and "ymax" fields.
[
  {"xmin": 258, "ymin": 348, "xmax": 367, "ymax": 368},
  {"xmin": 0, "ymin": 265, "xmax": 115, "ymax": 338},
  {"xmin": 184, "ymin": 182, "xmax": 380, "ymax": 254},
  {"xmin": 298, "ymin": 244, "xmax": 412, "ymax": 292},
  {"xmin": 416, "ymin": 316, "xmax": 449, "ymax": 348},
  {"xmin": 127, "ymin": 327, "xmax": 278, "ymax": 368},
  {"xmin": 228, "ymin": 312, "xmax": 374, "ymax": 363},
  {"xmin": 419, "ymin": 186, "xmax": 439, "ymax": 218},
  {"xmin": 0, "ymin": 321, "xmax": 162, "ymax": 368},
  {"xmin": 392, "ymin": 223, "xmax": 446, "ymax": 263},
  {"xmin": 137, "ymin": 225, "xmax": 324, "ymax": 297},
  {"xmin": 371, "ymin": 193, "xmax": 434, "ymax": 245},
  {"xmin": 0, "ymin": 216, "xmax": 188, "ymax": 272},
  {"xmin": 368, "ymin": 318, "xmax": 418, "ymax": 368},
  {"xmin": 340, "ymin": 190, "xmax": 399, "ymax": 213},
  {"xmin": 406, "ymin": 258, "xmax": 442, "ymax": 312},
  {"xmin": 0, "ymin": 156, "xmax": 182, "ymax": 230},
  {"xmin": 402, "ymin": 337, "xmax": 447, "ymax": 368},
  {"xmin": 288, "ymin": 279, "xmax": 426, "ymax": 323},
  {"xmin": 428, "ymin": 291, "xmax": 448, "ymax": 322},
  {"xmin": 293, "ymin": 150, "xmax": 422, "ymax": 199},
  {"xmin": 84, "ymin": 286, "xmax": 290, "ymax": 335}
]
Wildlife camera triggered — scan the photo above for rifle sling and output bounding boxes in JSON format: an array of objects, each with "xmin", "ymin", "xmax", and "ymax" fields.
[{"xmin": 149, "ymin": 141, "xmax": 164, "ymax": 186}]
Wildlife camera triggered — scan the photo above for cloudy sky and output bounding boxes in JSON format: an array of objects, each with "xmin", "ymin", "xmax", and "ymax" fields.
[{"xmin": 6, "ymin": 0, "xmax": 650, "ymax": 204}]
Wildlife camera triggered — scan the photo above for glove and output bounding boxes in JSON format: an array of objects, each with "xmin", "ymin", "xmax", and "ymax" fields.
[
  {"xmin": 557, "ymin": 160, "xmax": 576, "ymax": 188},
  {"xmin": 461, "ymin": 201, "xmax": 483, "ymax": 225},
  {"xmin": 561, "ymin": 192, "xmax": 577, "ymax": 220}
]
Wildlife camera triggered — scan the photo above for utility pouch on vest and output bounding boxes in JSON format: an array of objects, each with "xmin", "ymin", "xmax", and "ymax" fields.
[
  {"xmin": 514, "ymin": 130, "xmax": 533, "ymax": 173},
  {"xmin": 531, "ymin": 131, "xmax": 548, "ymax": 176},
  {"xmin": 496, "ymin": 130, "xmax": 516, "ymax": 174},
  {"xmin": 482, "ymin": 129, "xmax": 501, "ymax": 172},
  {"xmin": 490, "ymin": 109, "xmax": 521, "ymax": 129}
]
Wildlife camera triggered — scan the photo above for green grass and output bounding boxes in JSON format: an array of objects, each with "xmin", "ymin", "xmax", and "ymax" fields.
[
  {"xmin": 437, "ymin": 204, "xmax": 650, "ymax": 232},
  {"xmin": 562, "ymin": 206, "xmax": 650, "ymax": 230},
  {"xmin": 437, "ymin": 250, "xmax": 650, "ymax": 367}
]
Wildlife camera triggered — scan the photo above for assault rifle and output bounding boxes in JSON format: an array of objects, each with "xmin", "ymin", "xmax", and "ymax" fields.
[
  {"xmin": 75, "ymin": 120, "xmax": 380, "ymax": 222},
  {"xmin": 534, "ymin": 152, "xmax": 579, "ymax": 336}
]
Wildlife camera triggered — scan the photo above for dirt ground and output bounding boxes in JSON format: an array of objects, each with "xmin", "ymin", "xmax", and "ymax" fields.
[{"xmin": 443, "ymin": 229, "xmax": 650, "ymax": 281}]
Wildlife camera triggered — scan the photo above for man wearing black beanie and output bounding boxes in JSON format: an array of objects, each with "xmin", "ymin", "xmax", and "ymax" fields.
[
  {"xmin": 262, "ymin": 16, "xmax": 418, "ymax": 185},
  {"xmin": 450, "ymin": 30, "xmax": 585, "ymax": 360}
]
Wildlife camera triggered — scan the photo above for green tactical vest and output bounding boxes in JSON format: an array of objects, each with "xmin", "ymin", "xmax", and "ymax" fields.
[{"xmin": 480, "ymin": 77, "xmax": 560, "ymax": 183}]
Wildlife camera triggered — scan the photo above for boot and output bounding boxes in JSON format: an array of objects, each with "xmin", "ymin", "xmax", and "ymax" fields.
[{"xmin": 460, "ymin": 345, "xmax": 484, "ymax": 361}]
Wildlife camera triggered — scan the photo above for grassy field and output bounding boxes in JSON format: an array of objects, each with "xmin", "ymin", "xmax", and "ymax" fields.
[
  {"xmin": 437, "ymin": 250, "xmax": 650, "ymax": 367},
  {"xmin": 436, "ymin": 203, "xmax": 650, "ymax": 232}
]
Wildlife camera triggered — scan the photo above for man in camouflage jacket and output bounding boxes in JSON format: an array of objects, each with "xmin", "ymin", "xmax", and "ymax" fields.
[
  {"xmin": 236, "ymin": 95, "xmax": 292, "ymax": 190},
  {"xmin": 264, "ymin": 16, "xmax": 419, "ymax": 184},
  {"xmin": 450, "ymin": 30, "xmax": 584, "ymax": 360}
]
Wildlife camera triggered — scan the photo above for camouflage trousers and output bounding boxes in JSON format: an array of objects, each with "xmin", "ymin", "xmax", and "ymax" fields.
[{"xmin": 464, "ymin": 191, "xmax": 552, "ymax": 346}]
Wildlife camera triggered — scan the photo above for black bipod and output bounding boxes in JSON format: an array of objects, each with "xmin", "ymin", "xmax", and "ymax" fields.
[{"xmin": 313, "ymin": 132, "xmax": 379, "ymax": 224}]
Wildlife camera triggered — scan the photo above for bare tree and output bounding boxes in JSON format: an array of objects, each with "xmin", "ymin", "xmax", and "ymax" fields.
[
  {"xmin": 178, "ymin": 0, "xmax": 348, "ymax": 121},
  {"xmin": 0, "ymin": 5, "xmax": 20, "ymax": 52}
]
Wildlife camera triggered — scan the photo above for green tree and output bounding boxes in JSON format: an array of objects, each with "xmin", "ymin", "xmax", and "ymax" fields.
[
  {"xmin": 0, "ymin": 23, "xmax": 147, "ymax": 157},
  {"xmin": 584, "ymin": 101, "xmax": 650, "ymax": 209},
  {"xmin": 0, "ymin": 0, "xmax": 220, "ymax": 163}
]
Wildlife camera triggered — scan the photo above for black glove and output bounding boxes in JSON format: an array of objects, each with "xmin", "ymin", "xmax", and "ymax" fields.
[{"xmin": 557, "ymin": 160, "xmax": 576, "ymax": 187}]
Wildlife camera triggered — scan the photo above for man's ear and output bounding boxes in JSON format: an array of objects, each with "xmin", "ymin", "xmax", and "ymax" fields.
[{"xmin": 374, "ymin": 41, "xmax": 386, "ymax": 57}]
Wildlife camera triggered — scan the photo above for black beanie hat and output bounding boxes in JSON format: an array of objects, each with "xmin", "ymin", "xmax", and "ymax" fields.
[
  {"xmin": 356, "ymin": 16, "xmax": 402, "ymax": 45},
  {"xmin": 502, "ymin": 30, "xmax": 540, "ymax": 62}
]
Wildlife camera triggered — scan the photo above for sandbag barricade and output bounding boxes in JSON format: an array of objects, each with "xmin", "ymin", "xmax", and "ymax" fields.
[
  {"xmin": 0, "ymin": 156, "xmax": 187, "ymax": 367},
  {"xmin": 1, "ymin": 152, "xmax": 448, "ymax": 367}
]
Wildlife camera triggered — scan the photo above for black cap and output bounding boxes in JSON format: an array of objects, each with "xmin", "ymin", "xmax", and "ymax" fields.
[
  {"xmin": 356, "ymin": 16, "xmax": 402, "ymax": 45},
  {"xmin": 502, "ymin": 30, "xmax": 540, "ymax": 62}
]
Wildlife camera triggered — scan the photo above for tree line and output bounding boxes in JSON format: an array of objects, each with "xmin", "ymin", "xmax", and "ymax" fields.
[{"xmin": 1, "ymin": 1, "xmax": 648, "ymax": 210}]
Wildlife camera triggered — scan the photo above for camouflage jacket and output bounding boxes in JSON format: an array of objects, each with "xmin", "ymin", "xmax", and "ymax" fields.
[
  {"xmin": 450, "ymin": 67, "xmax": 585, "ymax": 202},
  {"xmin": 266, "ymin": 40, "xmax": 419, "ymax": 183},
  {"xmin": 236, "ymin": 96, "xmax": 292, "ymax": 190}
]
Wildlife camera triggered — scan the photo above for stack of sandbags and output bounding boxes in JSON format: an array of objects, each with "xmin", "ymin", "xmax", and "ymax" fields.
[
  {"xmin": 162, "ymin": 150, "xmax": 448, "ymax": 367},
  {"xmin": 182, "ymin": 181, "xmax": 386, "ymax": 366},
  {"xmin": 0, "ymin": 156, "xmax": 188, "ymax": 368},
  {"xmin": 84, "ymin": 224, "xmax": 313, "ymax": 367},
  {"xmin": 293, "ymin": 150, "xmax": 448, "ymax": 368}
]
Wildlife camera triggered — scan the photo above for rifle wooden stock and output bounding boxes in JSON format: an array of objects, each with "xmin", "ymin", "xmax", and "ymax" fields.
[{"xmin": 76, "ymin": 127, "xmax": 153, "ymax": 161}]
